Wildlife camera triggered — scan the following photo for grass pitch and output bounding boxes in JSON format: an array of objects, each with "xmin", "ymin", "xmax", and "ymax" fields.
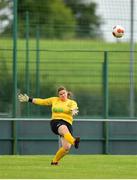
[{"xmin": 0, "ymin": 155, "xmax": 137, "ymax": 179}]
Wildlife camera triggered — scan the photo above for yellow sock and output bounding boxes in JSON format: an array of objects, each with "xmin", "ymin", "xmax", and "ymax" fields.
[
  {"xmin": 52, "ymin": 147, "xmax": 68, "ymax": 162},
  {"xmin": 64, "ymin": 132, "xmax": 75, "ymax": 145}
]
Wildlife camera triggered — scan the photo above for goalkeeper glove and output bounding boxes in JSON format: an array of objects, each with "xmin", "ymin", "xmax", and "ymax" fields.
[
  {"xmin": 18, "ymin": 93, "xmax": 30, "ymax": 102},
  {"xmin": 71, "ymin": 109, "xmax": 79, "ymax": 116}
]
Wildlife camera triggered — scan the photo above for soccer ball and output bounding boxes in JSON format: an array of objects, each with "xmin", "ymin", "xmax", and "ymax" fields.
[{"xmin": 112, "ymin": 25, "xmax": 125, "ymax": 38}]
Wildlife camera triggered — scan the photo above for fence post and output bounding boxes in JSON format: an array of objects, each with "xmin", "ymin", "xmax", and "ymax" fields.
[
  {"xmin": 35, "ymin": 25, "xmax": 40, "ymax": 116},
  {"xmin": 36, "ymin": 25, "xmax": 40, "ymax": 97},
  {"xmin": 129, "ymin": 0, "xmax": 135, "ymax": 117},
  {"xmin": 103, "ymin": 51, "xmax": 109, "ymax": 154},
  {"xmin": 12, "ymin": 0, "xmax": 18, "ymax": 155},
  {"xmin": 25, "ymin": 11, "xmax": 30, "ymax": 116}
]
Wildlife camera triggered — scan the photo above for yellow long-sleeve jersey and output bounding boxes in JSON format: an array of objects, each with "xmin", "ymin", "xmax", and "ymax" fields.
[{"xmin": 33, "ymin": 97, "xmax": 78, "ymax": 125}]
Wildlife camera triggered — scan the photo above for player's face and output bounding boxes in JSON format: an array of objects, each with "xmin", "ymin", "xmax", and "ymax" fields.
[{"xmin": 58, "ymin": 90, "xmax": 68, "ymax": 101}]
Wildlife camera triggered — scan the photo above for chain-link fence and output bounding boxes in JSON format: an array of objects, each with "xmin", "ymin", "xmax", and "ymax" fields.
[{"xmin": 0, "ymin": 0, "xmax": 137, "ymax": 118}]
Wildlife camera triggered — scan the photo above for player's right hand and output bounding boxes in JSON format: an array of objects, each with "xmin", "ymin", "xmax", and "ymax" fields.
[
  {"xmin": 71, "ymin": 109, "xmax": 79, "ymax": 116},
  {"xmin": 18, "ymin": 93, "xmax": 29, "ymax": 102}
]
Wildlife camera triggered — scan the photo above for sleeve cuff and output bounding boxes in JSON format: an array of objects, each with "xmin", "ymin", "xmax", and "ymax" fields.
[{"xmin": 28, "ymin": 97, "xmax": 33, "ymax": 103}]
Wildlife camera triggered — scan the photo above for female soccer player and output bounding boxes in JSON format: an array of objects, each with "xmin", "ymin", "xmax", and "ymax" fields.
[{"xmin": 18, "ymin": 86, "xmax": 80, "ymax": 165}]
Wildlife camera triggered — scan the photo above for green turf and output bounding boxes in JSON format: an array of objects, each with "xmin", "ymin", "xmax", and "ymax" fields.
[{"xmin": 0, "ymin": 155, "xmax": 137, "ymax": 179}]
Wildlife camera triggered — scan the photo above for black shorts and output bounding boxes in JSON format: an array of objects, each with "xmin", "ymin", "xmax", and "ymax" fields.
[{"xmin": 50, "ymin": 119, "xmax": 73, "ymax": 135}]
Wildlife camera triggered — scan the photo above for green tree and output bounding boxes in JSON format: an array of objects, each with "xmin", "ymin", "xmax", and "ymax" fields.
[
  {"xmin": 0, "ymin": 0, "xmax": 13, "ymax": 36},
  {"xmin": 64, "ymin": 0, "xmax": 102, "ymax": 38},
  {"xmin": 18, "ymin": 0, "xmax": 76, "ymax": 38}
]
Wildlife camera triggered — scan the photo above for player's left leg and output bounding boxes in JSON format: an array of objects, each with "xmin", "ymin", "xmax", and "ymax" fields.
[{"xmin": 51, "ymin": 137, "xmax": 71, "ymax": 165}]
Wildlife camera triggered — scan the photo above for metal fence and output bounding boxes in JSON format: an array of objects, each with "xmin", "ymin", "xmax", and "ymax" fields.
[
  {"xmin": 0, "ymin": 48, "xmax": 137, "ymax": 118},
  {"xmin": 0, "ymin": 118, "xmax": 137, "ymax": 155},
  {"xmin": 0, "ymin": 0, "xmax": 137, "ymax": 155},
  {"xmin": 0, "ymin": 0, "xmax": 137, "ymax": 118}
]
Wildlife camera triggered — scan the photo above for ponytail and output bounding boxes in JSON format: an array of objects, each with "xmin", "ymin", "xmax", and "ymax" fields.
[{"xmin": 67, "ymin": 91, "xmax": 73, "ymax": 98}]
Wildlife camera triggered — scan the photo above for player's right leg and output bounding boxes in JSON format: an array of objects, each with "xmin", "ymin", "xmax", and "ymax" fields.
[{"xmin": 58, "ymin": 125, "xmax": 80, "ymax": 149}]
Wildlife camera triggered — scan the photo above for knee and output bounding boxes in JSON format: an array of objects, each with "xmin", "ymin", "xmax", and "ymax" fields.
[{"xmin": 63, "ymin": 144, "xmax": 71, "ymax": 151}]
